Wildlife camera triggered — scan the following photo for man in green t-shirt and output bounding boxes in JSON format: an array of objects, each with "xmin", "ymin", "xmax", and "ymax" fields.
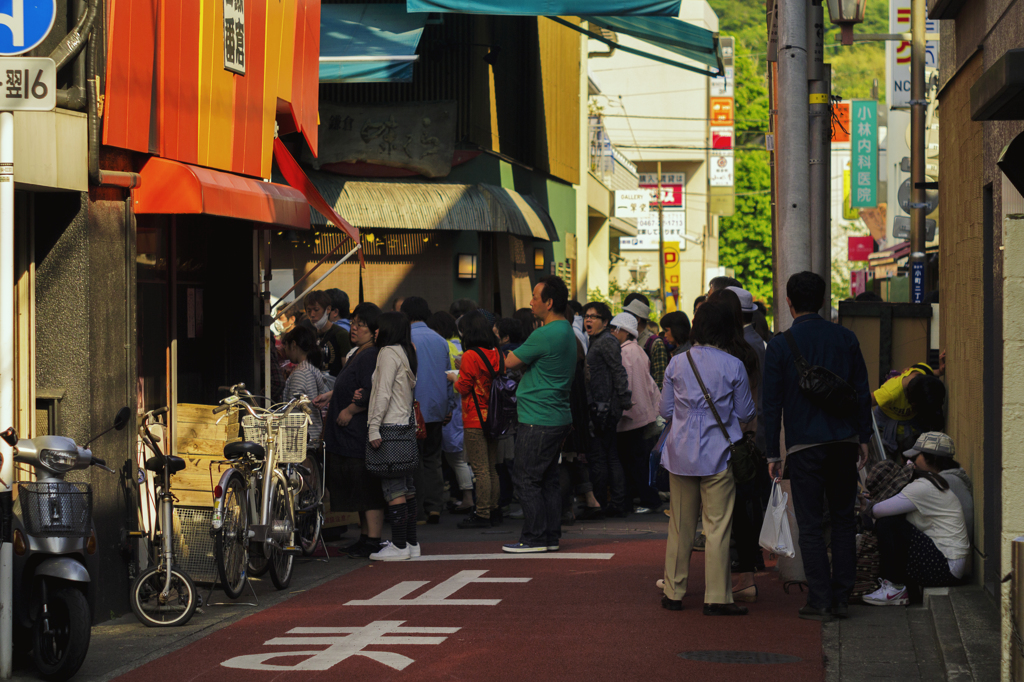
[{"xmin": 503, "ymin": 276, "xmax": 577, "ymax": 553}]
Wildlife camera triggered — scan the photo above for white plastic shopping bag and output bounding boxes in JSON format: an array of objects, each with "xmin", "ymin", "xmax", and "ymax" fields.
[{"xmin": 759, "ymin": 479, "xmax": 796, "ymax": 559}]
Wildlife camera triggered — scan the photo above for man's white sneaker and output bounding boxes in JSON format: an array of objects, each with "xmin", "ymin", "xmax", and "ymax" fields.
[
  {"xmin": 408, "ymin": 542, "xmax": 421, "ymax": 558},
  {"xmin": 863, "ymin": 579, "xmax": 909, "ymax": 606},
  {"xmin": 369, "ymin": 541, "xmax": 411, "ymax": 561}
]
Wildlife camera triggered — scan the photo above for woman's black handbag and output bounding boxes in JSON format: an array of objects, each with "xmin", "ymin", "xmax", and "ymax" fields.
[
  {"xmin": 687, "ymin": 350, "xmax": 762, "ymax": 484},
  {"xmin": 365, "ymin": 408, "xmax": 419, "ymax": 478}
]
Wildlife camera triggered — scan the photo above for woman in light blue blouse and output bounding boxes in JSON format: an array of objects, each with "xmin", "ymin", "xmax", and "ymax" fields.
[{"xmin": 659, "ymin": 300, "xmax": 757, "ymax": 616}]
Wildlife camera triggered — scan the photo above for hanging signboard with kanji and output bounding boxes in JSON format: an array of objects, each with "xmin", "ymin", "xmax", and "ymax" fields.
[
  {"xmin": 709, "ymin": 152, "xmax": 734, "ymax": 187},
  {"xmin": 849, "ymin": 100, "xmax": 877, "ymax": 208},
  {"xmin": 224, "ymin": 0, "xmax": 246, "ymax": 75}
]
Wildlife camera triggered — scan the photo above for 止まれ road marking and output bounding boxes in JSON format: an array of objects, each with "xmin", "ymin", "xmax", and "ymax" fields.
[
  {"xmin": 220, "ymin": 621, "xmax": 460, "ymax": 671},
  {"xmin": 345, "ymin": 570, "xmax": 531, "ymax": 606}
]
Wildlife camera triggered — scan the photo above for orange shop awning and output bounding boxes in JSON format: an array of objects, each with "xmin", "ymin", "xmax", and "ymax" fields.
[{"xmin": 132, "ymin": 157, "xmax": 311, "ymax": 230}]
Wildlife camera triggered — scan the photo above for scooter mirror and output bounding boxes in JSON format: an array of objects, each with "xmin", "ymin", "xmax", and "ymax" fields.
[
  {"xmin": 0, "ymin": 426, "xmax": 17, "ymax": 447},
  {"xmin": 113, "ymin": 407, "xmax": 132, "ymax": 431}
]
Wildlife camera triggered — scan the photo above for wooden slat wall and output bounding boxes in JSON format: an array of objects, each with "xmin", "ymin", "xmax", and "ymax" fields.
[{"xmin": 537, "ymin": 17, "xmax": 580, "ymax": 186}]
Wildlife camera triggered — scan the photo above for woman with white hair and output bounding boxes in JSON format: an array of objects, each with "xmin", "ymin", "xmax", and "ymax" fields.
[{"xmin": 609, "ymin": 313, "xmax": 663, "ymax": 515}]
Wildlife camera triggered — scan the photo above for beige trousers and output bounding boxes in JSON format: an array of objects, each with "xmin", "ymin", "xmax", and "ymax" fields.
[
  {"xmin": 663, "ymin": 464, "xmax": 737, "ymax": 604},
  {"xmin": 464, "ymin": 428, "xmax": 500, "ymax": 518}
]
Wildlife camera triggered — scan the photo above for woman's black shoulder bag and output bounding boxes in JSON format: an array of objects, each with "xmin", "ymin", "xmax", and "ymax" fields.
[{"xmin": 686, "ymin": 350, "xmax": 761, "ymax": 484}]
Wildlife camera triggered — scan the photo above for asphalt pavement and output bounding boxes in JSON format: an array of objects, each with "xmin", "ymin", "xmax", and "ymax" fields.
[{"xmin": 13, "ymin": 506, "xmax": 981, "ymax": 681}]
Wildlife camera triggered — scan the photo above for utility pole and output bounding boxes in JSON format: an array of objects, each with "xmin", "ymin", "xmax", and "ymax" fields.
[
  {"xmin": 775, "ymin": 0, "xmax": 811, "ymax": 330},
  {"xmin": 909, "ymin": 0, "xmax": 927, "ymax": 303},
  {"xmin": 809, "ymin": 64, "xmax": 831, "ymax": 317}
]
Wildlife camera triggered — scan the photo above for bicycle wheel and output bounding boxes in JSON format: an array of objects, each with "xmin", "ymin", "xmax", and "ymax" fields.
[
  {"xmin": 297, "ymin": 457, "xmax": 323, "ymax": 556},
  {"xmin": 267, "ymin": 478, "xmax": 294, "ymax": 590},
  {"xmin": 129, "ymin": 566, "xmax": 198, "ymax": 627},
  {"xmin": 215, "ymin": 475, "xmax": 248, "ymax": 599}
]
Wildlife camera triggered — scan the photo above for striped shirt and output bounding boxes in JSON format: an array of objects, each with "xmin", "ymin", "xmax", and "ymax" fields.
[{"xmin": 283, "ymin": 360, "xmax": 327, "ymax": 445}]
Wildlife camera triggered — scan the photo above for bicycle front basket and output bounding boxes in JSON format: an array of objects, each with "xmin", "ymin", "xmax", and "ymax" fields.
[
  {"xmin": 275, "ymin": 413, "xmax": 309, "ymax": 464},
  {"xmin": 241, "ymin": 414, "xmax": 271, "ymax": 450},
  {"xmin": 18, "ymin": 482, "xmax": 92, "ymax": 537}
]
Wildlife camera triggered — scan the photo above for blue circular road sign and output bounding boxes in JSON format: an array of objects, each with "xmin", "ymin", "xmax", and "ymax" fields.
[{"xmin": 0, "ymin": 0, "xmax": 57, "ymax": 56}]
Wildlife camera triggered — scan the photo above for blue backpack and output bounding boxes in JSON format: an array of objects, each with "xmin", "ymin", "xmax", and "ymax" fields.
[{"xmin": 468, "ymin": 348, "xmax": 518, "ymax": 439}]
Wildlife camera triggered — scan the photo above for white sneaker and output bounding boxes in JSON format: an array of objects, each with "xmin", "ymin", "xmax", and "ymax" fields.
[
  {"xmin": 369, "ymin": 541, "xmax": 411, "ymax": 561},
  {"xmin": 408, "ymin": 542, "xmax": 421, "ymax": 558},
  {"xmin": 656, "ymin": 579, "xmax": 665, "ymax": 590},
  {"xmin": 863, "ymin": 579, "xmax": 909, "ymax": 606}
]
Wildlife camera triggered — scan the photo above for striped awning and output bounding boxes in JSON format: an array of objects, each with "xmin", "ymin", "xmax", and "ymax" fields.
[{"xmin": 303, "ymin": 172, "xmax": 558, "ymax": 241}]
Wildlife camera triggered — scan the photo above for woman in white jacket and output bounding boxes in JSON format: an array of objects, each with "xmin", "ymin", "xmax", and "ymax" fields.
[{"xmin": 367, "ymin": 312, "xmax": 419, "ymax": 561}]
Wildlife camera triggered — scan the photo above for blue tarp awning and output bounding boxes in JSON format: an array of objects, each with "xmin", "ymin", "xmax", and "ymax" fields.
[
  {"xmin": 551, "ymin": 15, "xmax": 721, "ymax": 75},
  {"xmin": 582, "ymin": 15, "xmax": 719, "ymax": 70},
  {"xmin": 406, "ymin": 0, "xmax": 681, "ymax": 16},
  {"xmin": 320, "ymin": 4, "xmax": 428, "ymax": 83}
]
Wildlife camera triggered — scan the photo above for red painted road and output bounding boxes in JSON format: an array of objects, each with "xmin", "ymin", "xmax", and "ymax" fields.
[{"xmin": 115, "ymin": 539, "xmax": 823, "ymax": 682}]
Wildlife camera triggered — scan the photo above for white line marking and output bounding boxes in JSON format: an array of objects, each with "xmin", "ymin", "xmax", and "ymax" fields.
[{"xmin": 408, "ymin": 552, "xmax": 615, "ymax": 561}]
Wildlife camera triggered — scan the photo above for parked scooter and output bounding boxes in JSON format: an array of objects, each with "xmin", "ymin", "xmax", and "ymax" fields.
[{"xmin": 0, "ymin": 406, "xmax": 130, "ymax": 681}]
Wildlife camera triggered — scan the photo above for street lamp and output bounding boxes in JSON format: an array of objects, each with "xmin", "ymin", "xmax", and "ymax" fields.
[{"xmin": 826, "ymin": 0, "xmax": 867, "ymax": 45}]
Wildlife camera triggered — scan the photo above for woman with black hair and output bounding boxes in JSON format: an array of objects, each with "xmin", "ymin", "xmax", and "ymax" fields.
[
  {"xmin": 323, "ymin": 303, "xmax": 386, "ymax": 558},
  {"xmin": 659, "ymin": 311, "xmax": 692, "ymax": 357},
  {"xmin": 367, "ymin": 311, "xmax": 420, "ymax": 561},
  {"xmin": 865, "ymin": 432, "xmax": 970, "ymax": 605},
  {"xmin": 451, "ymin": 311, "xmax": 504, "ymax": 528},
  {"xmin": 513, "ymin": 307, "xmax": 539, "ymax": 340},
  {"xmin": 659, "ymin": 300, "xmax": 756, "ymax": 616},
  {"xmin": 280, "ymin": 326, "xmax": 327, "ymax": 448}
]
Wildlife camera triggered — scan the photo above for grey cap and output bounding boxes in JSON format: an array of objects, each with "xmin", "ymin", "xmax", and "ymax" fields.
[
  {"xmin": 623, "ymin": 299, "xmax": 650, "ymax": 319},
  {"xmin": 903, "ymin": 431, "xmax": 955, "ymax": 459}
]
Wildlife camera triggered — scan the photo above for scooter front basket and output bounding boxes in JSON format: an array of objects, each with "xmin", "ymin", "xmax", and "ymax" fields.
[{"xmin": 18, "ymin": 482, "xmax": 92, "ymax": 537}]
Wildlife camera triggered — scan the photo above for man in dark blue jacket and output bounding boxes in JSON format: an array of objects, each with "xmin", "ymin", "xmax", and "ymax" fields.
[{"xmin": 762, "ymin": 272, "xmax": 872, "ymax": 622}]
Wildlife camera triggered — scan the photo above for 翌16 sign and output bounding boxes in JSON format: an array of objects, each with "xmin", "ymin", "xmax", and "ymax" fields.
[{"xmin": 0, "ymin": 0, "xmax": 57, "ymax": 56}]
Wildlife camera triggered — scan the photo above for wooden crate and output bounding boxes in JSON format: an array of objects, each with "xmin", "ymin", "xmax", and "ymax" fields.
[{"xmin": 174, "ymin": 404, "xmax": 240, "ymax": 508}]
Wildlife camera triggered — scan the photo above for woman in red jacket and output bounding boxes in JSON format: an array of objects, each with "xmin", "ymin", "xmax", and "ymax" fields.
[{"xmin": 449, "ymin": 311, "xmax": 504, "ymax": 529}]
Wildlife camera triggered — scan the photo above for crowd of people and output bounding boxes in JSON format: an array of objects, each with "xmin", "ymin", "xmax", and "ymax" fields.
[{"xmin": 265, "ymin": 268, "xmax": 970, "ymax": 620}]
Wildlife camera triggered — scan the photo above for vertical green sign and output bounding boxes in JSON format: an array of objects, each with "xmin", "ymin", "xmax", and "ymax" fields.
[{"xmin": 850, "ymin": 100, "xmax": 877, "ymax": 208}]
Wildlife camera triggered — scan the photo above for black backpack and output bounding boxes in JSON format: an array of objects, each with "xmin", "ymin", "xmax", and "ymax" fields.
[
  {"xmin": 782, "ymin": 330, "xmax": 859, "ymax": 417},
  {"xmin": 468, "ymin": 349, "xmax": 519, "ymax": 439}
]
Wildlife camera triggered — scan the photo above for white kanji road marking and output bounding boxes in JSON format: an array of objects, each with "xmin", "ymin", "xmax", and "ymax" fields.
[
  {"xmin": 345, "ymin": 569, "xmax": 531, "ymax": 606},
  {"xmin": 220, "ymin": 621, "xmax": 460, "ymax": 671}
]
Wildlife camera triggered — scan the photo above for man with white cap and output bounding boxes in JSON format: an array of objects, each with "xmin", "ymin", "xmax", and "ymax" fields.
[
  {"xmin": 622, "ymin": 293, "xmax": 670, "ymax": 390},
  {"xmin": 609, "ymin": 313, "xmax": 663, "ymax": 514}
]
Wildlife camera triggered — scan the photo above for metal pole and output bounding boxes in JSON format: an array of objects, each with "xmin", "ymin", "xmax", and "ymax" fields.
[
  {"xmin": 0, "ymin": 110, "xmax": 14, "ymax": 680},
  {"xmin": 809, "ymin": 65, "xmax": 831, "ymax": 317},
  {"xmin": 657, "ymin": 161, "xmax": 665, "ymax": 310},
  {"xmin": 776, "ymin": 0, "xmax": 811, "ymax": 330},
  {"xmin": 909, "ymin": 0, "xmax": 927, "ymax": 303}
]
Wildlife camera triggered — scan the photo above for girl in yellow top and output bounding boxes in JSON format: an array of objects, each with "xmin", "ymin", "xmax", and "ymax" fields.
[{"xmin": 872, "ymin": 351, "xmax": 946, "ymax": 456}]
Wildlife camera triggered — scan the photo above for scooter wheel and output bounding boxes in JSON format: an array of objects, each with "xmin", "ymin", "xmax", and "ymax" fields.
[
  {"xmin": 32, "ymin": 588, "xmax": 91, "ymax": 681},
  {"xmin": 130, "ymin": 566, "xmax": 198, "ymax": 628}
]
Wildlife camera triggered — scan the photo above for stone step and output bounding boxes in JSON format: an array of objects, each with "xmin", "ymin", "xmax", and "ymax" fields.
[{"xmin": 923, "ymin": 586, "xmax": 1001, "ymax": 681}]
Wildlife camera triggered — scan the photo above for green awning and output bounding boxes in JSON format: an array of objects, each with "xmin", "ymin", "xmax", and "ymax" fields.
[
  {"xmin": 552, "ymin": 15, "xmax": 721, "ymax": 75},
  {"xmin": 405, "ymin": 0, "xmax": 681, "ymax": 16},
  {"xmin": 320, "ymin": 4, "xmax": 428, "ymax": 83}
]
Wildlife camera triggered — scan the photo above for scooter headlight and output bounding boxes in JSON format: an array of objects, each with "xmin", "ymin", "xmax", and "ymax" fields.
[{"xmin": 39, "ymin": 448, "xmax": 77, "ymax": 472}]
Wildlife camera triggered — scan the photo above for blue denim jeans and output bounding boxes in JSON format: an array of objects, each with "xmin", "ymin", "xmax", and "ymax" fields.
[
  {"xmin": 787, "ymin": 442, "xmax": 859, "ymax": 609},
  {"xmin": 513, "ymin": 423, "xmax": 571, "ymax": 547}
]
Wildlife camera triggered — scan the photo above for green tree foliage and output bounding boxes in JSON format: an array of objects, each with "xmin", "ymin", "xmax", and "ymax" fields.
[{"xmin": 703, "ymin": 0, "xmax": 890, "ymax": 315}]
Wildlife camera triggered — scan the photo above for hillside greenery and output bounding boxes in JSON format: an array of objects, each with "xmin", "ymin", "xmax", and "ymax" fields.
[{"xmin": 706, "ymin": 0, "xmax": 889, "ymax": 314}]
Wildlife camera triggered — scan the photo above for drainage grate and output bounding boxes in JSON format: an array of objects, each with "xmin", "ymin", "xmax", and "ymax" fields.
[
  {"xmin": 678, "ymin": 651, "xmax": 803, "ymax": 665},
  {"xmin": 172, "ymin": 506, "xmax": 218, "ymax": 585}
]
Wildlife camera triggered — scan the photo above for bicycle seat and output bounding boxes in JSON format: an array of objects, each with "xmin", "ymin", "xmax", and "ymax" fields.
[
  {"xmin": 223, "ymin": 441, "xmax": 265, "ymax": 461},
  {"xmin": 145, "ymin": 455, "xmax": 186, "ymax": 475}
]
